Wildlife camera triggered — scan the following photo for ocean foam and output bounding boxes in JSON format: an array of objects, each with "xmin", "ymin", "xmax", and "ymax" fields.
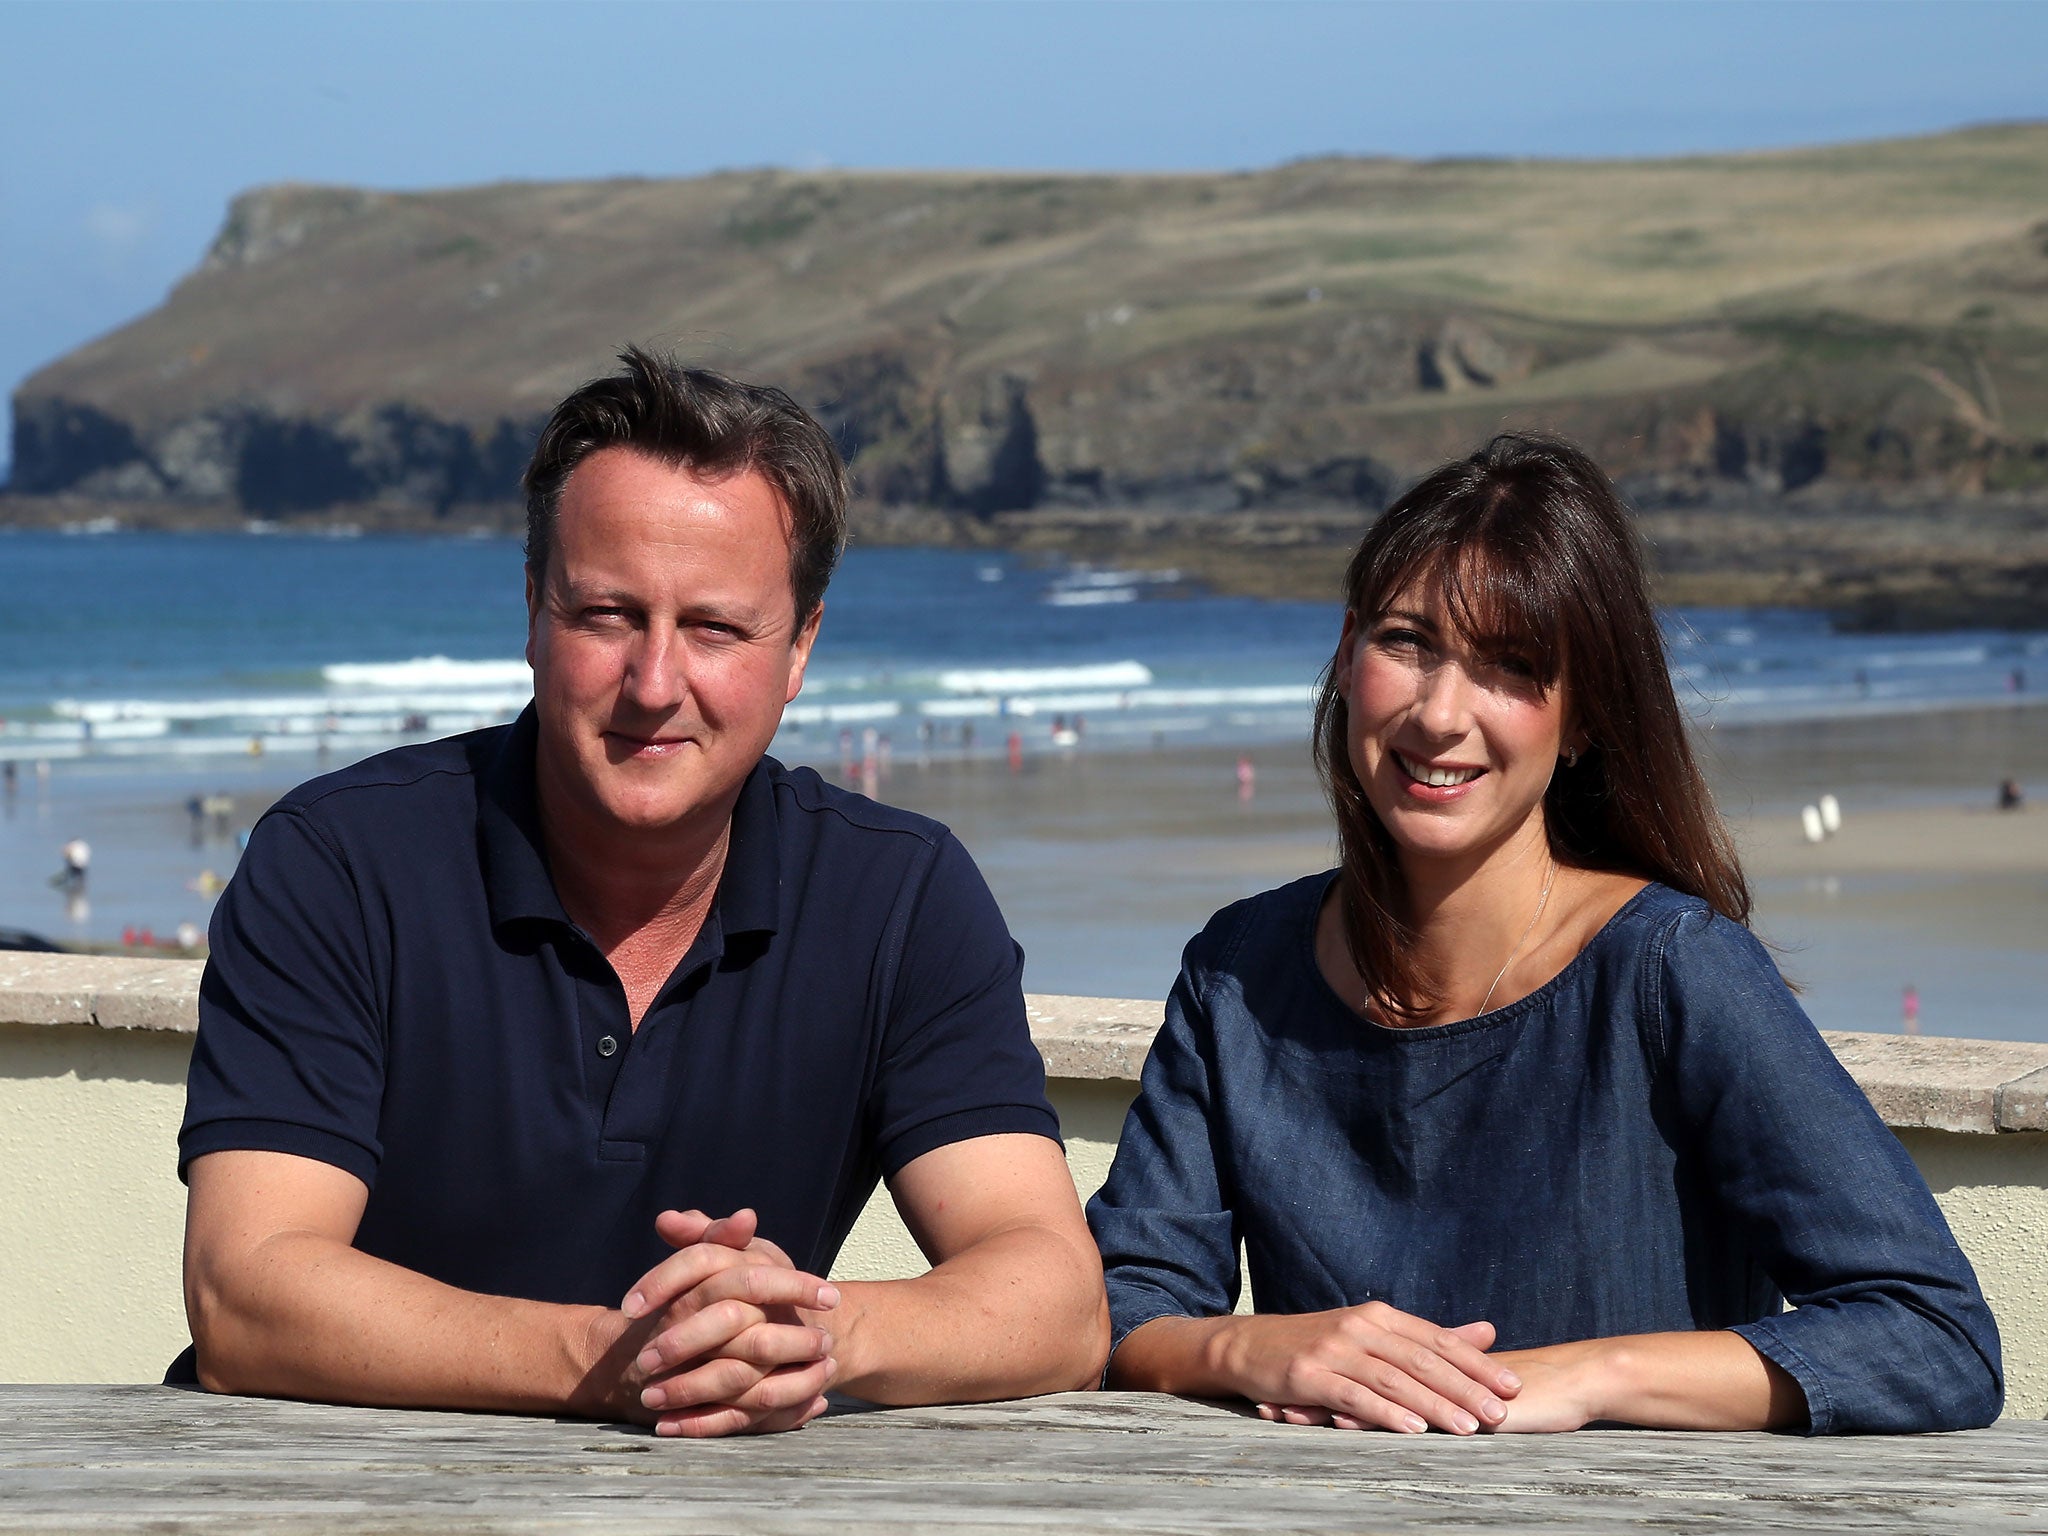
[
  {"xmin": 937, "ymin": 662, "xmax": 1154, "ymax": 694},
  {"xmin": 322, "ymin": 658, "xmax": 532, "ymax": 688},
  {"xmin": 914, "ymin": 698, "xmax": 1002, "ymax": 719},
  {"xmin": 1843, "ymin": 646, "xmax": 1992, "ymax": 671},
  {"xmin": 55, "ymin": 690, "xmax": 533, "ymax": 724},
  {"xmin": 1045, "ymin": 588, "xmax": 1138, "ymax": 607},
  {"xmin": 1049, "ymin": 567, "xmax": 1180, "ymax": 588},
  {"xmin": 781, "ymin": 701, "xmax": 905, "ymax": 726}
]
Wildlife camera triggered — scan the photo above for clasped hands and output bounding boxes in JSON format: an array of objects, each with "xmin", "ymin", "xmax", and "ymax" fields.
[{"xmin": 590, "ymin": 1207, "xmax": 840, "ymax": 1438}]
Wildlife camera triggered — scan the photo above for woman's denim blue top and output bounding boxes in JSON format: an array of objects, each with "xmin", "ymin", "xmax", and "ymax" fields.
[{"xmin": 1086, "ymin": 875, "xmax": 2002, "ymax": 1434}]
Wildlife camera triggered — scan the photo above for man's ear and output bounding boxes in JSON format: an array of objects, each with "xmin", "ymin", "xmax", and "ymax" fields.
[
  {"xmin": 523, "ymin": 565, "xmax": 541, "ymax": 670},
  {"xmin": 785, "ymin": 601, "xmax": 824, "ymax": 704}
]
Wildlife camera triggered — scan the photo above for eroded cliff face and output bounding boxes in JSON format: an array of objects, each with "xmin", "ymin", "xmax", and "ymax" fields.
[
  {"xmin": 9, "ymin": 395, "xmax": 537, "ymax": 515},
  {"xmin": 11, "ymin": 133, "xmax": 2048, "ymax": 530}
]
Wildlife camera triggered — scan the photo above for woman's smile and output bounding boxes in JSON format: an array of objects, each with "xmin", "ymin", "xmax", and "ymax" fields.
[{"xmin": 1391, "ymin": 751, "xmax": 1486, "ymax": 796}]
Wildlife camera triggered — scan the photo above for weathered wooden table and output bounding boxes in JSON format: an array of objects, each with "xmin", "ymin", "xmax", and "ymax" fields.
[{"xmin": 1, "ymin": 1386, "xmax": 2043, "ymax": 1533}]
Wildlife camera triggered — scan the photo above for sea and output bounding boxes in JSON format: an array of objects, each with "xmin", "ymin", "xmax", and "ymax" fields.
[
  {"xmin": 3, "ymin": 529, "xmax": 2045, "ymax": 1035},
  {"xmin": 4, "ymin": 529, "xmax": 2043, "ymax": 767}
]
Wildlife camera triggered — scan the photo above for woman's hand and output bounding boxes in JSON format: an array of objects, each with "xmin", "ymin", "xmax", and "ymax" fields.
[
  {"xmin": 1117, "ymin": 1303, "xmax": 1520, "ymax": 1434},
  {"xmin": 1481, "ymin": 1340, "xmax": 1608, "ymax": 1432}
]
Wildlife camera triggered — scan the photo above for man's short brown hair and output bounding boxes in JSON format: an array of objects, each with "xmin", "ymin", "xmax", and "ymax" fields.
[{"xmin": 522, "ymin": 347, "xmax": 849, "ymax": 623}]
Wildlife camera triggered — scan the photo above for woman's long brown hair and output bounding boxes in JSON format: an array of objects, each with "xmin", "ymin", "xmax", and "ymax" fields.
[{"xmin": 1311, "ymin": 432, "xmax": 1749, "ymax": 1021}]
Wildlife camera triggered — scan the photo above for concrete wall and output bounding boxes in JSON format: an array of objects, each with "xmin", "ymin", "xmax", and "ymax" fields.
[
  {"xmin": 3, "ymin": 958, "xmax": 2045, "ymax": 1419},
  {"xmin": 835, "ymin": 1079, "xmax": 1136, "ymax": 1287},
  {"xmin": 1899, "ymin": 1129, "xmax": 2048, "ymax": 1422},
  {"xmin": 0, "ymin": 1021, "xmax": 191, "ymax": 1382}
]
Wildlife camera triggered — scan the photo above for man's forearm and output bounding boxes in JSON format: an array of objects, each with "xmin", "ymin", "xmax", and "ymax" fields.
[
  {"xmin": 189, "ymin": 1230, "xmax": 627, "ymax": 1417},
  {"xmin": 821, "ymin": 1223, "xmax": 1109, "ymax": 1404}
]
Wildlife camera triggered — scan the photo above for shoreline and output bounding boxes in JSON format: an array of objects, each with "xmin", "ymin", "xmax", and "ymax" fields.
[{"xmin": 8, "ymin": 687, "xmax": 2046, "ymax": 776}]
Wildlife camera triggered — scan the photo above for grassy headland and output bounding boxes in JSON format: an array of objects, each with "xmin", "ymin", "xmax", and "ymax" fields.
[{"xmin": 8, "ymin": 124, "xmax": 2048, "ymax": 622}]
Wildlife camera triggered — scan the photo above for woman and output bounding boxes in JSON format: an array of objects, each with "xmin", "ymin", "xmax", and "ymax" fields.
[{"xmin": 1085, "ymin": 435, "xmax": 2000, "ymax": 1435}]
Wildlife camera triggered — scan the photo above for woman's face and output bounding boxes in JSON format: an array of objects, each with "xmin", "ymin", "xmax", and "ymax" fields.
[{"xmin": 1338, "ymin": 580, "xmax": 1569, "ymax": 873}]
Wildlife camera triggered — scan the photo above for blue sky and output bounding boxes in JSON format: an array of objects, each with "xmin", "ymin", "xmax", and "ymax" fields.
[{"xmin": 3, "ymin": 0, "xmax": 2044, "ymax": 475}]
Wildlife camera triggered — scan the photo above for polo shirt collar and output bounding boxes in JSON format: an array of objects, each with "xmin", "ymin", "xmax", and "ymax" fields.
[
  {"xmin": 717, "ymin": 761, "xmax": 783, "ymax": 938},
  {"xmin": 478, "ymin": 705, "xmax": 783, "ymax": 941},
  {"xmin": 478, "ymin": 706, "xmax": 568, "ymax": 933}
]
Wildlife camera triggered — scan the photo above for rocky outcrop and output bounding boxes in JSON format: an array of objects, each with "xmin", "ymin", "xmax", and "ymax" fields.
[
  {"xmin": 1415, "ymin": 317, "xmax": 1533, "ymax": 393},
  {"xmin": 10, "ymin": 395, "xmax": 536, "ymax": 517}
]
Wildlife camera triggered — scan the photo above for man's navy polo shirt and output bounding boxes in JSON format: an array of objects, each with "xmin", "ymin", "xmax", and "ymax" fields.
[{"xmin": 178, "ymin": 706, "xmax": 1059, "ymax": 1308}]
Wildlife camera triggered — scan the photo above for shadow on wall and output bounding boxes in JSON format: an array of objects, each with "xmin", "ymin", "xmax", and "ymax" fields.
[{"xmin": 0, "ymin": 1023, "xmax": 193, "ymax": 1087}]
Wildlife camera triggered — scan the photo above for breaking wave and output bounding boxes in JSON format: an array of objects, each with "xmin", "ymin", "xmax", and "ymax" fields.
[{"xmin": 322, "ymin": 658, "xmax": 531, "ymax": 688}]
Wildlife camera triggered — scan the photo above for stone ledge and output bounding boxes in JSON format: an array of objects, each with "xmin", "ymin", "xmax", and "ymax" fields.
[
  {"xmin": 0, "ymin": 953, "xmax": 201, "ymax": 1034},
  {"xmin": 1818, "ymin": 1031, "xmax": 2048, "ymax": 1134},
  {"xmin": 1026, "ymin": 995, "xmax": 1163, "ymax": 1081},
  {"xmin": 6, "ymin": 958, "xmax": 2048, "ymax": 1134}
]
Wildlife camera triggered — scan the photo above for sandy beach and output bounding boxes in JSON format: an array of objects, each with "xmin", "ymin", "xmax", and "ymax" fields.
[
  {"xmin": 2, "ymin": 704, "xmax": 2042, "ymax": 1040},
  {"xmin": 1739, "ymin": 800, "xmax": 2048, "ymax": 880},
  {"xmin": 877, "ymin": 704, "xmax": 2048, "ymax": 1040}
]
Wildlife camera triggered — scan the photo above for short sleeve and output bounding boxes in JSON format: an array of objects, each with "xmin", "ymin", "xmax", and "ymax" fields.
[
  {"xmin": 178, "ymin": 808, "xmax": 388, "ymax": 1187},
  {"xmin": 1654, "ymin": 906, "xmax": 2003, "ymax": 1433},
  {"xmin": 866, "ymin": 831, "xmax": 1060, "ymax": 1177},
  {"xmin": 1086, "ymin": 937, "xmax": 1242, "ymax": 1358}
]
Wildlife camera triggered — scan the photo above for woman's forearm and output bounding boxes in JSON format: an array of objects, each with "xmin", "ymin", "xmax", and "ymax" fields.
[
  {"xmin": 1494, "ymin": 1331, "xmax": 1805, "ymax": 1432},
  {"xmin": 1119, "ymin": 1315, "xmax": 1802, "ymax": 1435},
  {"xmin": 1106, "ymin": 1314, "xmax": 1244, "ymax": 1397}
]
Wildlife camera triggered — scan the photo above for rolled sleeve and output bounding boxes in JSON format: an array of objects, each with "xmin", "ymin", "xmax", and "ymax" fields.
[
  {"xmin": 1087, "ymin": 941, "xmax": 1242, "ymax": 1359},
  {"xmin": 179, "ymin": 808, "xmax": 388, "ymax": 1187},
  {"xmin": 1656, "ymin": 907, "xmax": 2003, "ymax": 1433}
]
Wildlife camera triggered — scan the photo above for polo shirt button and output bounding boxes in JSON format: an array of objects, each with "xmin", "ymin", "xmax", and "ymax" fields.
[{"xmin": 596, "ymin": 1035, "xmax": 619, "ymax": 1058}]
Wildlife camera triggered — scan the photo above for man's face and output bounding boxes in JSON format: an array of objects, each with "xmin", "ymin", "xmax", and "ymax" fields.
[{"xmin": 525, "ymin": 447, "xmax": 818, "ymax": 844}]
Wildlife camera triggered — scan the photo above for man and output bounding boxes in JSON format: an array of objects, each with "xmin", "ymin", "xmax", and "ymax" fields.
[{"xmin": 176, "ymin": 349, "xmax": 1108, "ymax": 1435}]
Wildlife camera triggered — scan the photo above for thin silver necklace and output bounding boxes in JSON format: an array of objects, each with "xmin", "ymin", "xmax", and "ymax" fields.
[{"xmin": 1476, "ymin": 860, "xmax": 1557, "ymax": 1017}]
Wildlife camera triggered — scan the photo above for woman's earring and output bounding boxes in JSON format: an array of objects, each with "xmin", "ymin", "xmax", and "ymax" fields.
[{"xmin": 1563, "ymin": 746, "xmax": 1580, "ymax": 769}]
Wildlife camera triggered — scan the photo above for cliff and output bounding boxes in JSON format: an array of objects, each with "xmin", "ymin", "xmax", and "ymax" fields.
[{"xmin": 9, "ymin": 126, "xmax": 2048, "ymax": 622}]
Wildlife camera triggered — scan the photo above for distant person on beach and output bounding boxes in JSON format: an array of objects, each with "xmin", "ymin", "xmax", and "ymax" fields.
[
  {"xmin": 1998, "ymin": 778, "xmax": 2024, "ymax": 812},
  {"xmin": 176, "ymin": 348, "xmax": 1106, "ymax": 1435},
  {"xmin": 57, "ymin": 837, "xmax": 90, "ymax": 889},
  {"xmin": 1088, "ymin": 434, "xmax": 2001, "ymax": 1435}
]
